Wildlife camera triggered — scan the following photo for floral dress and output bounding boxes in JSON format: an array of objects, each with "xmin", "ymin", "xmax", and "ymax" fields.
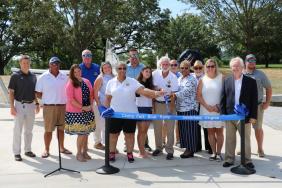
[{"xmin": 65, "ymin": 81, "xmax": 95, "ymax": 135}]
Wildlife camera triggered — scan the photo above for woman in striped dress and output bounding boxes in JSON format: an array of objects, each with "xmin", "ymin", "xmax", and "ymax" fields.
[{"xmin": 172, "ymin": 60, "xmax": 199, "ymax": 158}]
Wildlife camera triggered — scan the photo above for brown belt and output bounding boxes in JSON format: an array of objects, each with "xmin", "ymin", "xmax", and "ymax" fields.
[{"xmin": 44, "ymin": 104, "xmax": 65, "ymax": 106}]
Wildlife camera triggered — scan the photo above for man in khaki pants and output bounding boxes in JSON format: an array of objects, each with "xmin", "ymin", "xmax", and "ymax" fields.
[
  {"xmin": 220, "ymin": 57, "xmax": 258, "ymax": 169},
  {"xmin": 152, "ymin": 56, "xmax": 178, "ymax": 160}
]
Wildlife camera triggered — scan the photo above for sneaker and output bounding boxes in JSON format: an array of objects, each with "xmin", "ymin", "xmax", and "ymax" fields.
[
  {"xmin": 94, "ymin": 143, "xmax": 105, "ymax": 150},
  {"xmin": 144, "ymin": 144, "xmax": 152, "ymax": 152},
  {"xmin": 15, "ymin": 154, "xmax": 22, "ymax": 161},
  {"xmin": 109, "ymin": 152, "xmax": 115, "ymax": 162},
  {"xmin": 222, "ymin": 162, "xmax": 234, "ymax": 167},
  {"xmin": 209, "ymin": 154, "xmax": 217, "ymax": 161},
  {"xmin": 24, "ymin": 151, "xmax": 36, "ymax": 158},
  {"xmin": 127, "ymin": 153, "xmax": 134, "ymax": 163},
  {"xmin": 152, "ymin": 149, "xmax": 162, "ymax": 156}
]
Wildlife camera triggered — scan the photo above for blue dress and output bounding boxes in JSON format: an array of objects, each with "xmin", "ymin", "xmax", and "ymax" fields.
[{"xmin": 65, "ymin": 81, "xmax": 95, "ymax": 135}]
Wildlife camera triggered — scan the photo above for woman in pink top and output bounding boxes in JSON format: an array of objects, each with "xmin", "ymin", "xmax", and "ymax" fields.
[{"xmin": 65, "ymin": 64, "xmax": 95, "ymax": 162}]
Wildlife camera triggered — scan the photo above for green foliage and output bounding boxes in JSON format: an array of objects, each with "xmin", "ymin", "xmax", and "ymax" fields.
[{"xmin": 154, "ymin": 13, "xmax": 220, "ymax": 60}]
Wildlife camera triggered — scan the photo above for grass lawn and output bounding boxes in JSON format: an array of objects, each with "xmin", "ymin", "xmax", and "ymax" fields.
[{"xmin": 220, "ymin": 67, "xmax": 282, "ymax": 94}]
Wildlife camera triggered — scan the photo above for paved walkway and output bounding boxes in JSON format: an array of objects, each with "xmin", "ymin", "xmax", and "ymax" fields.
[{"xmin": 0, "ymin": 107, "xmax": 281, "ymax": 188}]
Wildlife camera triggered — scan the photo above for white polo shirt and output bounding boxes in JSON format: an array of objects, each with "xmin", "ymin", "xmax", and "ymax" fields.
[
  {"xmin": 152, "ymin": 70, "xmax": 178, "ymax": 102},
  {"xmin": 106, "ymin": 77, "xmax": 143, "ymax": 113},
  {"xmin": 35, "ymin": 71, "xmax": 68, "ymax": 104}
]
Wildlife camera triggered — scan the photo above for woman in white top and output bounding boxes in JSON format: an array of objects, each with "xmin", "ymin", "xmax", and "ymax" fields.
[
  {"xmin": 197, "ymin": 59, "xmax": 225, "ymax": 161},
  {"xmin": 105, "ymin": 62, "xmax": 164, "ymax": 163},
  {"xmin": 136, "ymin": 67, "xmax": 154, "ymax": 158}
]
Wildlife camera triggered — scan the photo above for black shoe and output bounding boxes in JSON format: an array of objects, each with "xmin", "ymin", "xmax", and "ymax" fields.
[
  {"xmin": 127, "ymin": 153, "xmax": 135, "ymax": 163},
  {"xmin": 207, "ymin": 150, "xmax": 213, "ymax": 154},
  {"xmin": 209, "ymin": 154, "xmax": 217, "ymax": 161},
  {"xmin": 180, "ymin": 152, "xmax": 194, "ymax": 158},
  {"xmin": 152, "ymin": 149, "xmax": 162, "ymax": 156},
  {"xmin": 25, "ymin": 151, "xmax": 36, "ymax": 157},
  {"xmin": 166, "ymin": 153, "xmax": 174, "ymax": 160},
  {"xmin": 222, "ymin": 162, "xmax": 234, "ymax": 167},
  {"xmin": 14, "ymin": 154, "xmax": 22, "ymax": 161},
  {"xmin": 144, "ymin": 144, "xmax": 152, "ymax": 152},
  {"xmin": 245, "ymin": 162, "xmax": 255, "ymax": 169}
]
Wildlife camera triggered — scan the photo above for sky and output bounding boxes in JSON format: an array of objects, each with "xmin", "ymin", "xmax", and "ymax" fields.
[{"xmin": 159, "ymin": 0, "xmax": 199, "ymax": 17}]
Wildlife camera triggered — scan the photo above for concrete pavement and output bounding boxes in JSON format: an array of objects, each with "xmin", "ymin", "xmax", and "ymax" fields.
[{"xmin": 0, "ymin": 107, "xmax": 281, "ymax": 188}]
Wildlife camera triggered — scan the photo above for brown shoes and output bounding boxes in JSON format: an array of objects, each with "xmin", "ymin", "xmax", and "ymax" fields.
[{"xmin": 94, "ymin": 143, "xmax": 105, "ymax": 150}]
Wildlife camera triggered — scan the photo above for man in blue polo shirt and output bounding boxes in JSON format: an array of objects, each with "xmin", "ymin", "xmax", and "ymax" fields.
[
  {"xmin": 79, "ymin": 49, "xmax": 100, "ymax": 86},
  {"xmin": 126, "ymin": 48, "xmax": 145, "ymax": 79}
]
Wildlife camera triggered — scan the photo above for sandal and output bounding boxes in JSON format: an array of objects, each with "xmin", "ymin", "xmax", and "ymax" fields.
[
  {"xmin": 83, "ymin": 152, "xmax": 92, "ymax": 160},
  {"xmin": 60, "ymin": 149, "xmax": 72, "ymax": 155},
  {"xmin": 41, "ymin": 151, "xmax": 50, "ymax": 158},
  {"xmin": 127, "ymin": 153, "xmax": 134, "ymax": 163},
  {"xmin": 76, "ymin": 154, "xmax": 87, "ymax": 162}
]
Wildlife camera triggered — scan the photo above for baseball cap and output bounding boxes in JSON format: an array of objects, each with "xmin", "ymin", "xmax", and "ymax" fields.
[
  {"xmin": 245, "ymin": 54, "xmax": 256, "ymax": 63},
  {"xmin": 49, "ymin": 56, "xmax": 61, "ymax": 64}
]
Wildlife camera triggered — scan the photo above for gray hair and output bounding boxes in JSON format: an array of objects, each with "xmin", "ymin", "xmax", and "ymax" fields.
[
  {"xmin": 229, "ymin": 57, "xmax": 244, "ymax": 68},
  {"xmin": 157, "ymin": 56, "xmax": 170, "ymax": 67},
  {"xmin": 115, "ymin": 61, "xmax": 127, "ymax": 70}
]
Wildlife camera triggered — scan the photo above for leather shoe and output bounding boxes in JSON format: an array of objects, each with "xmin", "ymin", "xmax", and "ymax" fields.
[
  {"xmin": 152, "ymin": 149, "xmax": 162, "ymax": 156},
  {"xmin": 180, "ymin": 152, "xmax": 194, "ymax": 158},
  {"xmin": 166, "ymin": 153, "xmax": 174, "ymax": 160},
  {"xmin": 222, "ymin": 162, "xmax": 234, "ymax": 167},
  {"xmin": 25, "ymin": 151, "xmax": 36, "ymax": 157},
  {"xmin": 15, "ymin": 154, "xmax": 22, "ymax": 161},
  {"xmin": 245, "ymin": 162, "xmax": 255, "ymax": 169}
]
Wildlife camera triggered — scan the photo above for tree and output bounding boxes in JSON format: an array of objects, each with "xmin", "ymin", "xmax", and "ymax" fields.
[
  {"xmin": 180, "ymin": 0, "xmax": 282, "ymax": 67},
  {"xmin": 154, "ymin": 13, "xmax": 220, "ymax": 60}
]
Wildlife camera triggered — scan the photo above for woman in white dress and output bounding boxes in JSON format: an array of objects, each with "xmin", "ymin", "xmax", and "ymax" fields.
[{"xmin": 197, "ymin": 59, "xmax": 225, "ymax": 161}]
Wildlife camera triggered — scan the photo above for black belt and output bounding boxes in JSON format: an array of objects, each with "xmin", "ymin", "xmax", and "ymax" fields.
[
  {"xmin": 17, "ymin": 100, "xmax": 34, "ymax": 104},
  {"xmin": 155, "ymin": 100, "xmax": 171, "ymax": 104},
  {"xmin": 44, "ymin": 104, "xmax": 65, "ymax": 106}
]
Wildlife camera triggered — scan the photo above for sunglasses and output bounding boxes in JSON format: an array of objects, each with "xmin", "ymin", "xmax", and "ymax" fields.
[
  {"xmin": 82, "ymin": 54, "xmax": 92, "ymax": 58},
  {"xmin": 206, "ymin": 65, "xmax": 215, "ymax": 69},
  {"xmin": 180, "ymin": 67, "xmax": 189, "ymax": 70},
  {"xmin": 194, "ymin": 67, "xmax": 202, "ymax": 70},
  {"xmin": 118, "ymin": 67, "xmax": 127, "ymax": 70},
  {"xmin": 130, "ymin": 54, "xmax": 138, "ymax": 59},
  {"xmin": 170, "ymin": 64, "xmax": 178, "ymax": 67}
]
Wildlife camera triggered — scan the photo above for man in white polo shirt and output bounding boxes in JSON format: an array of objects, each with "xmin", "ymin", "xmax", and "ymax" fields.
[
  {"xmin": 152, "ymin": 56, "xmax": 178, "ymax": 160},
  {"xmin": 36, "ymin": 57, "xmax": 72, "ymax": 158}
]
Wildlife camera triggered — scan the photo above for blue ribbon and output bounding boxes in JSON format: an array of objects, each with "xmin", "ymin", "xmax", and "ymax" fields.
[
  {"xmin": 234, "ymin": 103, "xmax": 249, "ymax": 117},
  {"xmin": 98, "ymin": 105, "xmax": 246, "ymax": 121}
]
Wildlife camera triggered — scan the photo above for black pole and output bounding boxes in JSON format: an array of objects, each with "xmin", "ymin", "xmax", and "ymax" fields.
[
  {"xmin": 96, "ymin": 118, "xmax": 120, "ymax": 174},
  {"xmin": 231, "ymin": 120, "xmax": 256, "ymax": 175},
  {"xmin": 44, "ymin": 125, "xmax": 80, "ymax": 177}
]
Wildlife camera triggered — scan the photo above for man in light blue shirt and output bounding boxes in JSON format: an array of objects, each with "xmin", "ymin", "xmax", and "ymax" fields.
[{"xmin": 126, "ymin": 48, "xmax": 145, "ymax": 79}]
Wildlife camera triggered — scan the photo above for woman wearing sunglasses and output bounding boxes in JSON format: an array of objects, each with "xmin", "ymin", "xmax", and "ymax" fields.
[
  {"xmin": 171, "ymin": 60, "xmax": 199, "ymax": 158},
  {"xmin": 104, "ymin": 62, "xmax": 164, "ymax": 163},
  {"xmin": 197, "ymin": 59, "xmax": 225, "ymax": 161}
]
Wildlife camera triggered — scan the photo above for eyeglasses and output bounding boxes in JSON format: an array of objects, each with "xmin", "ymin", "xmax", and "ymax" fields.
[
  {"xmin": 180, "ymin": 67, "xmax": 189, "ymax": 70},
  {"xmin": 206, "ymin": 65, "xmax": 215, "ymax": 69},
  {"xmin": 194, "ymin": 67, "xmax": 202, "ymax": 70},
  {"xmin": 118, "ymin": 67, "xmax": 127, "ymax": 70},
  {"xmin": 82, "ymin": 54, "xmax": 92, "ymax": 58},
  {"xmin": 170, "ymin": 64, "xmax": 178, "ymax": 67}
]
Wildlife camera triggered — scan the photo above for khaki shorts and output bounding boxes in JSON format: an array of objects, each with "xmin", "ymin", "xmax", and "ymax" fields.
[
  {"xmin": 43, "ymin": 105, "xmax": 66, "ymax": 132},
  {"xmin": 252, "ymin": 103, "xmax": 264, "ymax": 129}
]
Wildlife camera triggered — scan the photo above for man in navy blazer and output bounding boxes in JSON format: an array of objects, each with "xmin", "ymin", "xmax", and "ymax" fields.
[{"xmin": 220, "ymin": 57, "xmax": 258, "ymax": 169}]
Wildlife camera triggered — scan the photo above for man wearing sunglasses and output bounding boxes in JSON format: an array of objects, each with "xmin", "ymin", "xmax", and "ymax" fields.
[
  {"xmin": 244, "ymin": 54, "xmax": 272, "ymax": 158},
  {"xmin": 126, "ymin": 48, "xmax": 145, "ymax": 79}
]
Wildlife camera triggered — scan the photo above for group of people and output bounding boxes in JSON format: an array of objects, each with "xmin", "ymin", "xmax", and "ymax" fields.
[{"xmin": 8, "ymin": 49, "xmax": 272, "ymax": 171}]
